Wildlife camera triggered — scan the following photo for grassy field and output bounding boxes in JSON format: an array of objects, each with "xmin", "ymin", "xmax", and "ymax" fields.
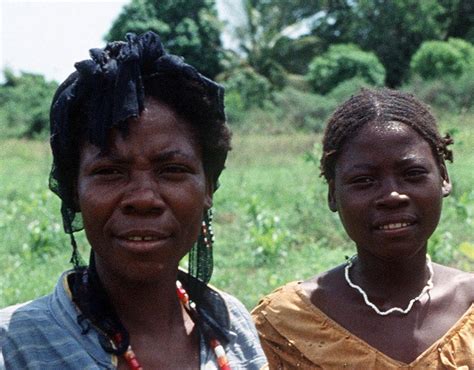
[{"xmin": 1, "ymin": 114, "xmax": 473, "ymax": 309}]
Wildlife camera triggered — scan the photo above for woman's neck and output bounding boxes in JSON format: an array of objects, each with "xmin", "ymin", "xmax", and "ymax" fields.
[{"xmin": 95, "ymin": 263, "xmax": 185, "ymax": 335}]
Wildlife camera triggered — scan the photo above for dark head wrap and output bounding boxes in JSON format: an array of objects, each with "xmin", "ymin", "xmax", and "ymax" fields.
[{"xmin": 49, "ymin": 32, "xmax": 229, "ymax": 284}]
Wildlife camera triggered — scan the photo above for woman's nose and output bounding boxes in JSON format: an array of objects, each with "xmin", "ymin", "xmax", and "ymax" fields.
[
  {"xmin": 375, "ymin": 190, "xmax": 410, "ymax": 209},
  {"xmin": 120, "ymin": 173, "xmax": 165, "ymax": 214}
]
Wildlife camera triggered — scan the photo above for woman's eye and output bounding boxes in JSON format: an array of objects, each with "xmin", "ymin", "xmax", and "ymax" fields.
[
  {"xmin": 93, "ymin": 168, "xmax": 122, "ymax": 176},
  {"xmin": 160, "ymin": 165, "xmax": 190, "ymax": 175},
  {"xmin": 351, "ymin": 176, "xmax": 374, "ymax": 185}
]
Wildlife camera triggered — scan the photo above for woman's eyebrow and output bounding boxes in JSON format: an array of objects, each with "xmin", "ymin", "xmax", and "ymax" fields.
[{"xmin": 93, "ymin": 149, "xmax": 195, "ymax": 162}]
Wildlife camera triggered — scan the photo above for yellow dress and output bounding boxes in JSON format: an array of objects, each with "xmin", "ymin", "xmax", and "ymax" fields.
[{"xmin": 252, "ymin": 281, "xmax": 474, "ymax": 370}]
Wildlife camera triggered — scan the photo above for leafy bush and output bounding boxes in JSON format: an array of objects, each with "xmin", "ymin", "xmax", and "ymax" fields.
[
  {"xmin": 223, "ymin": 67, "xmax": 273, "ymax": 111},
  {"xmin": 273, "ymin": 88, "xmax": 337, "ymax": 132},
  {"xmin": 306, "ymin": 44, "xmax": 385, "ymax": 94},
  {"xmin": 245, "ymin": 196, "xmax": 291, "ymax": 266},
  {"xmin": 327, "ymin": 76, "xmax": 373, "ymax": 104},
  {"xmin": 404, "ymin": 72, "xmax": 474, "ymax": 113},
  {"xmin": 410, "ymin": 38, "xmax": 474, "ymax": 80},
  {"xmin": 0, "ymin": 70, "xmax": 57, "ymax": 138}
]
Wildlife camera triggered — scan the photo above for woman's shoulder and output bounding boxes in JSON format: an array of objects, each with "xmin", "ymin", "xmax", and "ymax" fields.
[
  {"xmin": 0, "ymin": 296, "xmax": 55, "ymax": 368},
  {"xmin": 204, "ymin": 289, "xmax": 267, "ymax": 370},
  {"xmin": 0, "ymin": 295, "xmax": 52, "ymax": 333}
]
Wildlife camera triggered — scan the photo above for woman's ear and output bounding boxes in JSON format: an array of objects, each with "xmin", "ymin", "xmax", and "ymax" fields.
[
  {"xmin": 440, "ymin": 164, "xmax": 452, "ymax": 198},
  {"xmin": 328, "ymin": 179, "xmax": 337, "ymax": 212},
  {"xmin": 72, "ymin": 180, "xmax": 81, "ymax": 212},
  {"xmin": 204, "ymin": 177, "xmax": 214, "ymax": 210}
]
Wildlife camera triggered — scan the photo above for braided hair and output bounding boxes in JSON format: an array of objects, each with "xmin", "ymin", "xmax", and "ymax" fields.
[
  {"xmin": 50, "ymin": 32, "xmax": 231, "ymax": 355},
  {"xmin": 320, "ymin": 88, "xmax": 453, "ymax": 182}
]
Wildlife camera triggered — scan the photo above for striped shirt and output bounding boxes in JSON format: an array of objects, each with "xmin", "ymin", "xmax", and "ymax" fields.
[{"xmin": 0, "ymin": 271, "xmax": 266, "ymax": 369}]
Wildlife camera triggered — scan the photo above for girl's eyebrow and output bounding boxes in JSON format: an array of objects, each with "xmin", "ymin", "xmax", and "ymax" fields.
[{"xmin": 396, "ymin": 156, "xmax": 431, "ymax": 165}]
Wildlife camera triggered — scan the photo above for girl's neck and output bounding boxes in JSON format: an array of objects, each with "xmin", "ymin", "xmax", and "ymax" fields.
[{"xmin": 351, "ymin": 247, "xmax": 430, "ymax": 298}]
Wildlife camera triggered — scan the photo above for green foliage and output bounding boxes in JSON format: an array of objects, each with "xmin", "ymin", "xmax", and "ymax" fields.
[
  {"xmin": 272, "ymin": 35, "xmax": 323, "ymax": 75},
  {"xmin": 326, "ymin": 76, "xmax": 372, "ymax": 104},
  {"xmin": 106, "ymin": 0, "xmax": 224, "ymax": 78},
  {"xmin": 0, "ymin": 70, "xmax": 57, "ymax": 138},
  {"xmin": 245, "ymin": 196, "xmax": 291, "ymax": 266},
  {"xmin": 273, "ymin": 88, "xmax": 337, "ymax": 132},
  {"xmin": 228, "ymin": 0, "xmax": 325, "ymax": 88},
  {"xmin": 312, "ymin": 0, "xmax": 446, "ymax": 87},
  {"xmin": 223, "ymin": 67, "xmax": 273, "ymax": 110},
  {"xmin": 403, "ymin": 71, "xmax": 474, "ymax": 112},
  {"xmin": 440, "ymin": 0, "xmax": 474, "ymax": 43},
  {"xmin": 410, "ymin": 38, "xmax": 474, "ymax": 80},
  {"xmin": 307, "ymin": 44, "xmax": 385, "ymax": 94}
]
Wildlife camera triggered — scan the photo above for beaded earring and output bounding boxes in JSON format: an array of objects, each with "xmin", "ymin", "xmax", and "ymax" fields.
[
  {"xmin": 188, "ymin": 209, "xmax": 214, "ymax": 285},
  {"xmin": 201, "ymin": 208, "xmax": 214, "ymax": 249}
]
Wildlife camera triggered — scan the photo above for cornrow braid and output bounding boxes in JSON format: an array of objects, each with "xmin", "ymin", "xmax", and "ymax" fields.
[{"xmin": 320, "ymin": 88, "xmax": 453, "ymax": 182}]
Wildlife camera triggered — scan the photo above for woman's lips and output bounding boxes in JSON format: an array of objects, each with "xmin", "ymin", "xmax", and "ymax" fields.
[{"xmin": 115, "ymin": 230, "xmax": 172, "ymax": 252}]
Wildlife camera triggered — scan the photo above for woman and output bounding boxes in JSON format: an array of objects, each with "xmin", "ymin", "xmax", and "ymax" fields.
[
  {"xmin": 0, "ymin": 32, "xmax": 266, "ymax": 369},
  {"xmin": 252, "ymin": 88, "xmax": 474, "ymax": 369}
]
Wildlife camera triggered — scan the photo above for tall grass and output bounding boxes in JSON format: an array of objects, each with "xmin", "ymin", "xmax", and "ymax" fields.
[{"xmin": 1, "ymin": 115, "xmax": 473, "ymax": 309}]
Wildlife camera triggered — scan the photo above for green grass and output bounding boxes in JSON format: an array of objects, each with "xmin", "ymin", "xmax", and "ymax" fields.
[{"xmin": 1, "ymin": 115, "xmax": 473, "ymax": 309}]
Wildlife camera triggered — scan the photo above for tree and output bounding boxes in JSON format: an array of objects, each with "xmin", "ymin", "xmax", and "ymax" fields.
[
  {"xmin": 307, "ymin": 44, "xmax": 385, "ymax": 94},
  {"xmin": 410, "ymin": 38, "xmax": 474, "ymax": 79},
  {"xmin": 224, "ymin": 0, "xmax": 327, "ymax": 86},
  {"xmin": 311, "ymin": 0, "xmax": 446, "ymax": 87},
  {"xmin": 106, "ymin": 0, "xmax": 224, "ymax": 78},
  {"xmin": 440, "ymin": 0, "xmax": 474, "ymax": 42},
  {"xmin": 0, "ymin": 69, "xmax": 58, "ymax": 138}
]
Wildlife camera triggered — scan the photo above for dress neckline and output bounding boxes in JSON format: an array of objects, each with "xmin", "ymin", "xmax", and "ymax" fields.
[{"xmin": 290, "ymin": 281, "xmax": 474, "ymax": 366}]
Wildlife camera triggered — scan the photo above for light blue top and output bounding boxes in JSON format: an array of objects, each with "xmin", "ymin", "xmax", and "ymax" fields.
[{"xmin": 0, "ymin": 271, "xmax": 266, "ymax": 369}]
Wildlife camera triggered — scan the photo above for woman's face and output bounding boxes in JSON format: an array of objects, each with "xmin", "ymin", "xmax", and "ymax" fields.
[
  {"xmin": 328, "ymin": 121, "xmax": 451, "ymax": 261},
  {"xmin": 76, "ymin": 97, "xmax": 212, "ymax": 283}
]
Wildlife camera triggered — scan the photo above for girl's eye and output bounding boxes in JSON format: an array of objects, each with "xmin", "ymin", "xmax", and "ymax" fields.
[{"xmin": 405, "ymin": 168, "xmax": 427, "ymax": 179}]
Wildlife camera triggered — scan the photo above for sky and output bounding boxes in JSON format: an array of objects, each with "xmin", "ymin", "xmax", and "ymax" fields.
[{"xmin": 0, "ymin": 0, "xmax": 238, "ymax": 83}]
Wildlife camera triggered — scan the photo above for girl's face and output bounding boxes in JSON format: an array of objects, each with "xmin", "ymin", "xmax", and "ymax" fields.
[
  {"xmin": 76, "ymin": 97, "xmax": 212, "ymax": 283},
  {"xmin": 328, "ymin": 121, "xmax": 451, "ymax": 261}
]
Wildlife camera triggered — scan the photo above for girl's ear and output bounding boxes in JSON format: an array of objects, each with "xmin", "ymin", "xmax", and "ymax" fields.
[
  {"xmin": 440, "ymin": 164, "xmax": 451, "ymax": 198},
  {"xmin": 328, "ymin": 179, "xmax": 337, "ymax": 212}
]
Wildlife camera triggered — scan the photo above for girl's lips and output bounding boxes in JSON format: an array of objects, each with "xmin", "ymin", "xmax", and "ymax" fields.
[
  {"xmin": 123, "ymin": 235, "xmax": 165, "ymax": 241},
  {"xmin": 378, "ymin": 222, "xmax": 413, "ymax": 231}
]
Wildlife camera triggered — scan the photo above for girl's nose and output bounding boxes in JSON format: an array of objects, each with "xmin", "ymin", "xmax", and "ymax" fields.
[{"xmin": 375, "ymin": 190, "xmax": 410, "ymax": 209}]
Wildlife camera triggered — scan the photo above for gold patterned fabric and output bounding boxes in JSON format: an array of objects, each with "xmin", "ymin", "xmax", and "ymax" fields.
[{"xmin": 252, "ymin": 281, "xmax": 474, "ymax": 370}]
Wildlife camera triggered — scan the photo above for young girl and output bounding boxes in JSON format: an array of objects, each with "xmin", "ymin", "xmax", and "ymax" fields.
[{"xmin": 253, "ymin": 88, "xmax": 474, "ymax": 369}]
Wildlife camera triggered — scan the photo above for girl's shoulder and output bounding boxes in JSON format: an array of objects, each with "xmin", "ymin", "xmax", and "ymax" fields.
[{"xmin": 433, "ymin": 263, "xmax": 474, "ymax": 304}]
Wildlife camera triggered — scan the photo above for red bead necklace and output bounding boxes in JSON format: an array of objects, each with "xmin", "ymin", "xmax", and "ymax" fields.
[{"xmin": 114, "ymin": 281, "xmax": 231, "ymax": 370}]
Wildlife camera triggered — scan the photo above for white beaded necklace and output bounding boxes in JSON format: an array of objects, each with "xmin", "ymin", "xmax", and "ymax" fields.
[{"xmin": 344, "ymin": 255, "xmax": 434, "ymax": 316}]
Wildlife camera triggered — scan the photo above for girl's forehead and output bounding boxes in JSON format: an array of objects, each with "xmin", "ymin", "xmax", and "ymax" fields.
[
  {"xmin": 340, "ymin": 121, "xmax": 435, "ymax": 161},
  {"xmin": 352, "ymin": 121, "xmax": 426, "ymax": 144}
]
